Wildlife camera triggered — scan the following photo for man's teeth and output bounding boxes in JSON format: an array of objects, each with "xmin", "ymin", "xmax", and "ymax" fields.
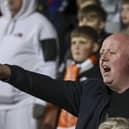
[{"xmin": 103, "ymin": 66, "xmax": 111, "ymax": 72}]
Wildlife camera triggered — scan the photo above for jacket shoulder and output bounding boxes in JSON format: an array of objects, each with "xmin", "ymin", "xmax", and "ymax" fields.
[
  {"xmin": 81, "ymin": 79, "xmax": 106, "ymax": 95},
  {"xmin": 31, "ymin": 13, "xmax": 54, "ymax": 27}
]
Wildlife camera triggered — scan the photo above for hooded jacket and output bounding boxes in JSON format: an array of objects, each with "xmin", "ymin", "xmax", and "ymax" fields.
[{"xmin": 0, "ymin": 0, "xmax": 58, "ymax": 108}]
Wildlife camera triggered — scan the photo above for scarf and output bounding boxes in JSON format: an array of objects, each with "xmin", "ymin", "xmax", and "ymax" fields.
[{"xmin": 58, "ymin": 55, "xmax": 97, "ymax": 129}]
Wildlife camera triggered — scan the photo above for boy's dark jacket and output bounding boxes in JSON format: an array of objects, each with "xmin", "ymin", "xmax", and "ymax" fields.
[{"xmin": 7, "ymin": 65, "xmax": 110, "ymax": 129}]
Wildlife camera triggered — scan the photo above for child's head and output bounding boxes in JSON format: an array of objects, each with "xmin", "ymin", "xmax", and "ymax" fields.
[
  {"xmin": 70, "ymin": 26, "xmax": 99, "ymax": 63},
  {"xmin": 121, "ymin": 0, "xmax": 129, "ymax": 26},
  {"xmin": 98, "ymin": 117, "xmax": 129, "ymax": 129},
  {"xmin": 78, "ymin": 5, "xmax": 107, "ymax": 33},
  {"xmin": 76, "ymin": 0, "xmax": 100, "ymax": 9}
]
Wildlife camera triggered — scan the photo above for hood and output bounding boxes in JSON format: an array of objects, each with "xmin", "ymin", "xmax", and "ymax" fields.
[
  {"xmin": 0, "ymin": 0, "xmax": 37, "ymax": 20},
  {"xmin": 0, "ymin": 0, "xmax": 11, "ymax": 17}
]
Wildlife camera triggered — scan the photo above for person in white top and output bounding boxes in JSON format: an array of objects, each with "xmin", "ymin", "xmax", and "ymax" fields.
[{"xmin": 0, "ymin": 0, "xmax": 59, "ymax": 129}]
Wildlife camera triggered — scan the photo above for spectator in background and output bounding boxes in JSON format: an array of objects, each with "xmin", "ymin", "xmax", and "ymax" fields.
[
  {"xmin": 57, "ymin": 26, "xmax": 101, "ymax": 129},
  {"xmin": 100, "ymin": 0, "xmax": 121, "ymax": 33},
  {"xmin": 47, "ymin": 0, "xmax": 77, "ymax": 64},
  {"xmin": 120, "ymin": 0, "xmax": 129, "ymax": 34},
  {"xmin": 98, "ymin": 117, "xmax": 129, "ymax": 129},
  {"xmin": 78, "ymin": 5, "xmax": 110, "ymax": 46},
  {"xmin": 61, "ymin": 3, "xmax": 108, "ymax": 67},
  {"xmin": 57, "ymin": 26, "xmax": 101, "ymax": 81},
  {"xmin": 0, "ymin": 0, "xmax": 59, "ymax": 129}
]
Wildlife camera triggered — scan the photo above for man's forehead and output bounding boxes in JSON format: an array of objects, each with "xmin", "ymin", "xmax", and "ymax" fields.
[
  {"xmin": 106, "ymin": 33, "xmax": 129, "ymax": 42},
  {"xmin": 100, "ymin": 41, "xmax": 117, "ymax": 51},
  {"xmin": 102, "ymin": 33, "xmax": 129, "ymax": 48}
]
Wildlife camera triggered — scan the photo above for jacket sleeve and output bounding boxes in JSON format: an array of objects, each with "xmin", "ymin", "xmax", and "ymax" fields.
[
  {"xmin": 6, "ymin": 65, "xmax": 82, "ymax": 116},
  {"xmin": 38, "ymin": 15, "xmax": 60, "ymax": 78}
]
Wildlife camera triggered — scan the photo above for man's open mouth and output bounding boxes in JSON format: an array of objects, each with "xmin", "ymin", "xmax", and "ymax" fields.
[{"xmin": 103, "ymin": 65, "xmax": 111, "ymax": 72}]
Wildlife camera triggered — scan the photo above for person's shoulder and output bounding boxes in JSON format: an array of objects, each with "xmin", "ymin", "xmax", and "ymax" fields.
[
  {"xmin": 32, "ymin": 12, "xmax": 53, "ymax": 25},
  {"xmin": 80, "ymin": 78, "xmax": 105, "ymax": 93},
  {"xmin": 32, "ymin": 12, "xmax": 56, "ymax": 31}
]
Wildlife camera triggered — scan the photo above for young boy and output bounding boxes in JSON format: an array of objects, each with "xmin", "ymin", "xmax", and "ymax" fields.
[
  {"xmin": 120, "ymin": 0, "xmax": 129, "ymax": 34},
  {"xmin": 38, "ymin": 26, "xmax": 101, "ymax": 129},
  {"xmin": 57, "ymin": 26, "xmax": 101, "ymax": 129},
  {"xmin": 58, "ymin": 25, "xmax": 100, "ymax": 80},
  {"xmin": 78, "ymin": 5, "xmax": 110, "ymax": 45}
]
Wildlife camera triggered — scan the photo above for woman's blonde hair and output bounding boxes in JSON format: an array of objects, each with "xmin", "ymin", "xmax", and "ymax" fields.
[{"xmin": 98, "ymin": 117, "xmax": 129, "ymax": 129}]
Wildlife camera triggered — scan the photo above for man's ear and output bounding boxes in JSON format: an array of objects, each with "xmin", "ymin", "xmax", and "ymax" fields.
[{"xmin": 92, "ymin": 43, "xmax": 100, "ymax": 53}]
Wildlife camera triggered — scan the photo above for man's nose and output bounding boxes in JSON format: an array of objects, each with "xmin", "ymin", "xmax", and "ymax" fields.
[{"xmin": 100, "ymin": 52, "xmax": 109, "ymax": 61}]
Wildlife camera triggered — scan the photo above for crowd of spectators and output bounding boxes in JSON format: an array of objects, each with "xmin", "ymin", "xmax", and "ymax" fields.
[{"xmin": 0, "ymin": 0, "xmax": 129, "ymax": 129}]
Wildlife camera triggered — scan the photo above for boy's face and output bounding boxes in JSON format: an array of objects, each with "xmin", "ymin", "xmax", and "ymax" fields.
[
  {"xmin": 78, "ymin": 13, "xmax": 103, "ymax": 33},
  {"xmin": 121, "ymin": 3, "xmax": 129, "ymax": 25},
  {"xmin": 71, "ymin": 36, "xmax": 95, "ymax": 63}
]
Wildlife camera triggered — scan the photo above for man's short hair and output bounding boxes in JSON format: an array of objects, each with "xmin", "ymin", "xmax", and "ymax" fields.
[
  {"xmin": 98, "ymin": 117, "xmax": 129, "ymax": 129},
  {"xmin": 78, "ymin": 5, "xmax": 107, "ymax": 22},
  {"xmin": 71, "ymin": 26, "xmax": 98, "ymax": 43},
  {"xmin": 77, "ymin": 0, "xmax": 100, "ymax": 6}
]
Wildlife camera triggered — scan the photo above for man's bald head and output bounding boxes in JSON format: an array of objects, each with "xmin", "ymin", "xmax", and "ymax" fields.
[
  {"xmin": 104, "ymin": 33, "xmax": 129, "ymax": 45},
  {"xmin": 102, "ymin": 33, "xmax": 129, "ymax": 53}
]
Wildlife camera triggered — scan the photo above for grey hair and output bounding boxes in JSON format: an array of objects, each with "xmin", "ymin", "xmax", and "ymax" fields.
[{"xmin": 98, "ymin": 117, "xmax": 129, "ymax": 129}]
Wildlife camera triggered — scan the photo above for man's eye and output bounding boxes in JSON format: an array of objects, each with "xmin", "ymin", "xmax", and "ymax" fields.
[
  {"xmin": 109, "ymin": 51, "xmax": 116, "ymax": 54},
  {"xmin": 99, "ymin": 51, "xmax": 103, "ymax": 56}
]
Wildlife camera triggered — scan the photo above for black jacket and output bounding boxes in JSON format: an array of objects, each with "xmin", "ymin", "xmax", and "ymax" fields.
[{"xmin": 7, "ymin": 65, "xmax": 110, "ymax": 129}]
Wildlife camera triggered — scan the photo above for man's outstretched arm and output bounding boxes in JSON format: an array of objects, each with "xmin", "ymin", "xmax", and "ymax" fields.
[
  {"xmin": 0, "ymin": 64, "xmax": 81, "ymax": 115},
  {"xmin": 0, "ymin": 64, "xmax": 68, "ymax": 104}
]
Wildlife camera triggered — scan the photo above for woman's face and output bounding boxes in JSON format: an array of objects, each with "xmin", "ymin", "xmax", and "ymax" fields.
[{"xmin": 121, "ymin": 3, "xmax": 129, "ymax": 25}]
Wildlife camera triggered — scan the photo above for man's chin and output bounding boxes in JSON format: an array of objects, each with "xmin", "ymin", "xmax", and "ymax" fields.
[{"xmin": 103, "ymin": 79, "xmax": 113, "ymax": 86}]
